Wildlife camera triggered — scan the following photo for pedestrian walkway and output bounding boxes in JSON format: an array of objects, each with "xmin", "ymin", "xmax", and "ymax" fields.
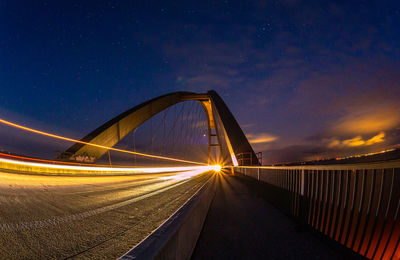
[{"xmin": 192, "ymin": 173, "xmax": 347, "ymax": 259}]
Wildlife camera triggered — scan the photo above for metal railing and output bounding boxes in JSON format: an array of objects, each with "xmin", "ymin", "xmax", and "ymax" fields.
[{"xmin": 236, "ymin": 161, "xmax": 400, "ymax": 259}]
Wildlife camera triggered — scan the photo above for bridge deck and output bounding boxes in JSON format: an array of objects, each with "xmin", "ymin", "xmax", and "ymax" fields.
[{"xmin": 192, "ymin": 173, "xmax": 346, "ymax": 259}]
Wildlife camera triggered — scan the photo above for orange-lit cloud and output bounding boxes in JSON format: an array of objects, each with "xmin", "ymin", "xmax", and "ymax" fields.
[
  {"xmin": 342, "ymin": 136, "xmax": 366, "ymax": 147},
  {"xmin": 247, "ymin": 133, "xmax": 278, "ymax": 144},
  {"xmin": 365, "ymin": 132, "xmax": 385, "ymax": 145},
  {"xmin": 327, "ymin": 131, "xmax": 385, "ymax": 148},
  {"xmin": 331, "ymin": 107, "xmax": 400, "ymax": 135}
]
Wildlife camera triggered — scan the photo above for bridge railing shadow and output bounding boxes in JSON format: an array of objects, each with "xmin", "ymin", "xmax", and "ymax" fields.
[{"xmin": 236, "ymin": 161, "xmax": 400, "ymax": 260}]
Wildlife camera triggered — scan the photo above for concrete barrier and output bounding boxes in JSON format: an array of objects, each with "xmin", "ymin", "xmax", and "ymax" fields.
[{"xmin": 119, "ymin": 174, "xmax": 216, "ymax": 260}]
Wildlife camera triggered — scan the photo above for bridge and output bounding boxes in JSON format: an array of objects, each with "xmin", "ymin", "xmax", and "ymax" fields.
[{"xmin": 0, "ymin": 90, "xmax": 399, "ymax": 259}]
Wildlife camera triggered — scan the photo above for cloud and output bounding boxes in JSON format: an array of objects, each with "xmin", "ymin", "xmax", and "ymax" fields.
[
  {"xmin": 330, "ymin": 107, "xmax": 400, "ymax": 135},
  {"xmin": 240, "ymin": 123, "xmax": 255, "ymax": 129},
  {"xmin": 327, "ymin": 132, "xmax": 385, "ymax": 148},
  {"xmin": 365, "ymin": 132, "xmax": 386, "ymax": 145},
  {"xmin": 261, "ymin": 130, "xmax": 395, "ymax": 164},
  {"xmin": 341, "ymin": 136, "xmax": 366, "ymax": 147},
  {"xmin": 261, "ymin": 144, "xmax": 328, "ymax": 164},
  {"xmin": 247, "ymin": 132, "xmax": 278, "ymax": 144},
  {"xmin": 161, "ymin": 5, "xmax": 400, "ymax": 163},
  {"xmin": 246, "ymin": 132, "xmax": 278, "ymax": 151}
]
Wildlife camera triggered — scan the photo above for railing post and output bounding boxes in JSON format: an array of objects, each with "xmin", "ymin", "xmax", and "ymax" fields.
[{"xmin": 301, "ymin": 169, "xmax": 304, "ymax": 196}]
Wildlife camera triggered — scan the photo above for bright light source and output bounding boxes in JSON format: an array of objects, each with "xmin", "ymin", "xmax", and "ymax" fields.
[{"xmin": 211, "ymin": 165, "xmax": 222, "ymax": 172}]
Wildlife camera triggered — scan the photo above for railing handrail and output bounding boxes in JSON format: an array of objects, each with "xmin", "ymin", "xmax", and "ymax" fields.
[
  {"xmin": 236, "ymin": 163, "xmax": 400, "ymax": 259},
  {"xmin": 236, "ymin": 159, "xmax": 400, "ymax": 170}
]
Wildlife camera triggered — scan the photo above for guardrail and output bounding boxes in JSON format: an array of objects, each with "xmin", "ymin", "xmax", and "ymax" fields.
[{"xmin": 236, "ymin": 160, "xmax": 400, "ymax": 260}]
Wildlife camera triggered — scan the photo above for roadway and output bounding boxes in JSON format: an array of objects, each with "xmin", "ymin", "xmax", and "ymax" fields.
[{"xmin": 0, "ymin": 169, "xmax": 212, "ymax": 259}]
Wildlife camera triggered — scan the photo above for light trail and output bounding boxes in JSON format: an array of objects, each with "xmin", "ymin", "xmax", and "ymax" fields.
[
  {"xmin": 159, "ymin": 168, "xmax": 214, "ymax": 181},
  {"xmin": 0, "ymin": 117, "xmax": 205, "ymax": 165},
  {"xmin": 0, "ymin": 152, "xmax": 112, "ymax": 166},
  {"xmin": 0, "ymin": 157, "xmax": 221, "ymax": 174}
]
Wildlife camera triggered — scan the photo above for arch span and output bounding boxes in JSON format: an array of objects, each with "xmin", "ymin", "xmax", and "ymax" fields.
[{"xmin": 59, "ymin": 90, "xmax": 259, "ymax": 166}]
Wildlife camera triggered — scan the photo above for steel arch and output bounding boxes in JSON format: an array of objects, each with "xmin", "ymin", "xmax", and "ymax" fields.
[{"xmin": 59, "ymin": 90, "xmax": 259, "ymax": 166}]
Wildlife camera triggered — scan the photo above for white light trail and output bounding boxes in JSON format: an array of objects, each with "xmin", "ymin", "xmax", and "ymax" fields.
[{"xmin": 0, "ymin": 157, "xmax": 221, "ymax": 175}]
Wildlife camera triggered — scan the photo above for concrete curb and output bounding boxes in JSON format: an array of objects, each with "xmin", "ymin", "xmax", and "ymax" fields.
[{"xmin": 119, "ymin": 174, "xmax": 216, "ymax": 260}]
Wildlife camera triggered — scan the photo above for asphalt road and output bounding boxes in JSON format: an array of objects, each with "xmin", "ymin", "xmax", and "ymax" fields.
[
  {"xmin": 192, "ymin": 172, "xmax": 346, "ymax": 260},
  {"xmin": 0, "ymin": 170, "xmax": 211, "ymax": 259}
]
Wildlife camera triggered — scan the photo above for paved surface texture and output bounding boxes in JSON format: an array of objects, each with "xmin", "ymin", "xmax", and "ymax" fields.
[
  {"xmin": 192, "ymin": 172, "xmax": 347, "ymax": 260},
  {"xmin": 0, "ymin": 170, "xmax": 211, "ymax": 259}
]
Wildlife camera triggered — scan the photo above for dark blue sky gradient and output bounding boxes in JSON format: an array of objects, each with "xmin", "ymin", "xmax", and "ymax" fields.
[{"xmin": 1, "ymin": 1, "xmax": 400, "ymax": 163}]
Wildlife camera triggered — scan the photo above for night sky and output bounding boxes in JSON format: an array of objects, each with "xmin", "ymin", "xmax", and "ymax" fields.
[{"xmin": 1, "ymin": 1, "xmax": 400, "ymax": 164}]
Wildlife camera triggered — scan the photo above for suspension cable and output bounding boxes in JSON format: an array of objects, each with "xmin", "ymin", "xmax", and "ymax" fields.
[{"xmin": 0, "ymin": 117, "xmax": 207, "ymax": 165}]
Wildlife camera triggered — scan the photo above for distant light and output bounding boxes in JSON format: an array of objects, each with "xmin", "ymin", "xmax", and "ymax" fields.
[{"xmin": 212, "ymin": 164, "xmax": 222, "ymax": 172}]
